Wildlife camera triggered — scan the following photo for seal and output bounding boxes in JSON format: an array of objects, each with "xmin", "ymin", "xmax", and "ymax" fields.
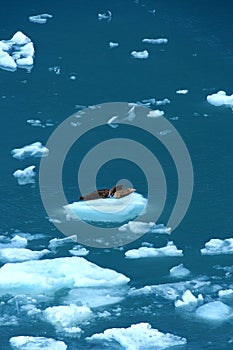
[{"xmin": 79, "ymin": 184, "xmax": 135, "ymax": 201}]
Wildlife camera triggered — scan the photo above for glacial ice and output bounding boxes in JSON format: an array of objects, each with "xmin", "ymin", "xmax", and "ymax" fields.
[
  {"xmin": 107, "ymin": 115, "xmax": 119, "ymax": 128},
  {"xmin": 131, "ymin": 50, "xmax": 149, "ymax": 59},
  {"xmin": 0, "ymin": 31, "xmax": 34, "ymax": 72},
  {"xmin": 119, "ymin": 221, "xmax": 171, "ymax": 235},
  {"xmin": 170, "ymin": 264, "xmax": 191, "ymax": 278},
  {"xmin": 69, "ymin": 246, "xmax": 89, "ymax": 256},
  {"xmin": 0, "ymin": 235, "xmax": 27, "ymax": 249},
  {"xmin": 44, "ymin": 304, "xmax": 92, "ymax": 332},
  {"xmin": 0, "ymin": 257, "xmax": 129, "ymax": 296},
  {"xmin": 48, "ymin": 235, "xmax": 77, "ymax": 250},
  {"xmin": 10, "ymin": 336, "xmax": 67, "ymax": 350},
  {"xmin": 201, "ymin": 238, "xmax": 233, "ymax": 255},
  {"xmin": 13, "ymin": 165, "xmax": 35, "ymax": 185},
  {"xmin": 29, "ymin": 14, "xmax": 53, "ymax": 24},
  {"xmin": 11, "ymin": 142, "xmax": 49, "ymax": 160},
  {"xmin": 125, "ymin": 241, "xmax": 183, "ymax": 259},
  {"xmin": 174, "ymin": 290, "xmax": 203, "ymax": 308},
  {"xmin": 218, "ymin": 289, "xmax": 233, "ymax": 299},
  {"xmin": 176, "ymin": 89, "xmax": 188, "ymax": 94},
  {"xmin": 195, "ymin": 301, "xmax": 232, "ymax": 322},
  {"xmin": 109, "ymin": 41, "xmax": 119, "ymax": 48},
  {"xmin": 147, "ymin": 109, "xmax": 164, "ymax": 118},
  {"xmin": 64, "ymin": 193, "xmax": 147, "ymax": 223},
  {"xmin": 86, "ymin": 322, "xmax": 187, "ymax": 349},
  {"xmin": 207, "ymin": 90, "xmax": 233, "ymax": 108},
  {"xmin": 98, "ymin": 10, "xmax": 112, "ymax": 21},
  {"xmin": 0, "ymin": 247, "xmax": 49, "ymax": 263},
  {"xmin": 142, "ymin": 38, "xmax": 168, "ymax": 44}
]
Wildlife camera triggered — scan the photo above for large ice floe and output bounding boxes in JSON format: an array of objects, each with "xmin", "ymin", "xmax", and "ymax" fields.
[
  {"xmin": 29, "ymin": 14, "xmax": 52, "ymax": 24},
  {"xmin": 119, "ymin": 221, "xmax": 171, "ymax": 235},
  {"xmin": 207, "ymin": 90, "xmax": 233, "ymax": 108},
  {"xmin": 195, "ymin": 301, "xmax": 232, "ymax": 322},
  {"xmin": 10, "ymin": 336, "xmax": 67, "ymax": 350},
  {"xmin": 0, "ymin": 257, "xmax": 129, "ymax": 296},
  {"xmin": 11, "ymin": 142, "xmax": 49, "ymax": 160},
  {"xmin": 201, "ymin": 238, "xmax": 233, "ymax": 255},
  {"xmin": 0, "ymin": 31, "xmax": 34, "ymax": 72},
  {"xmin": 13, "ymin": 165, "xmax": 35, "ymax": 185},
  {"xmin": 64, "ymin": 192, "xmax": 147, "ymax": 224},
  {"xmin": 125, "ymin": 241, "xmax": 183, "ymax": 259},
  {"xmin": 0, "ymin": 247, "xmax": 49, "ymax": 263},
  {"xmin": 86, "ymin": 322, "xmax": 187, "ymax": 349}
]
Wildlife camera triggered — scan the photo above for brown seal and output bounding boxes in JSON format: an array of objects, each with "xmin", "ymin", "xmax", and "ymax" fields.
[
  {"xmin": 79, "ymin": 184, "xmax": 135, "ymax": 201},
  {"xmin": 113, "ymin": 188, "xmax": 136, "ymax": 199}
]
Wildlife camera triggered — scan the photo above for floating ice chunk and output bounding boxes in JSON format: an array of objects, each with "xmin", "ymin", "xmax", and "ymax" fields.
[
  {"xmin": 0, "ymin": 248, "xmax": 49, "ymax": 263},
  {"xmin": 0, "ymin": 235, "xmax": 28, "ymax": 249},
  {"xmin": 159, "ymin": 129, "xmax": 172, "ymax": 136},
  {"xmin": 201, "ymin": 238, "xmax": 233, "ymax": 255},
  {"xmin": 142, "ymin": 38, "xmax": 168, "ymax": 44},
  {"xmin": 119, "ymin": 221, "xmax": 171, "ymax": 235},
  {"xmin": 10, "ymin": 336, "xmax": 67, "ymax": 350},
  {"xmin": 175, "ymin": 290, "xmax": 203, "ymax": 308},
  {"xmin": 109, "ymin": 41, "xmax": 119, "ymax": 48},
  {"xmin": 48, "ymin": 235, "xmax": 77, "ymax": 250},
  {"xmin": 44, "ymin": 304, "xmax": 92, "ymax": 332},
  {"xmin": 107, "ymin": 115, "xmax": 119, "ymax": 128},
  {"xmin": 13, "ymin": 165, "xmax": 36, "ymax": 185},
  {"xmin": 27, "ymin": 119, "xmax": 42, "ymax": 127},
  {"xmin": 176, "ymin": 89, "xmax": 188, "ymax": 94},
  {"xmin": 131, "ymin": 50, "xmax": 149, "ymax": 59},
  {"xmin": 207, "ymin": 90, "xmax": 233, "ymax": 108},
  {"xmin": 65, "ymin": 193, "xmax": 147, "ymax": 224},
  {"xmin": 0, "ymin": 315, "xmax": 18, "ymax": 326},
  {"xmin": 86, "ymin": 322, "xmax": 187, "ymax": 349},
  {"xmin": 11, "ymin": 142, "xmax": 49, "ymax": 160},
  {"xmin": 14, "ymin": 42, "xmax": 34, "ymax": 58},
  {"xmin": 125, "ymin": 241, "xmax": 183, "ymax": 259},
  {"xmin": 218, "ymin": 289, "xmax": 233, "ymax": 299},
  {"xmin": 127, "ymin": 105, "xmax": 136, "ymax": 121},
  {"xmin": 156, "ymin": 98, "xmax": 170, "ymax": 106},
  {"xmin": 69, "ymin": 246, "xmax": 89, "ymax": 256},
  {"xmin": 0, "ymin": 257, "xmax": 129, "ymax": 296},
  {"xmin": 48, "ymin": 66, "xmax": 61, "ymax": 74},
  {"xmin": 29, "ymin": 14, "xmax": 53, "ymax": 24},
  {"xmin": 98, "ymin": 10, "xmax": 112, "ymax": 21},
  {"xmin": 170, "ymin": 264, "xmax": 191, "ymax": 278},
  {"xmin": 11, "ymin": 31, "xmax": 30, "ymax": 45},
  {"xmin": 196, "ymin": 301, "xmax": 232, "ymax": 322},
  {"xmin": 16, "ymin": 56, "xmax": 33, "ymax": 67},
  {"xmin": 147, "ymin": 109, "xmax": 164, "ymax": 118},
  {"xmin": 0, "ymin": 49, "xmax": 17, "ymax": 71}
]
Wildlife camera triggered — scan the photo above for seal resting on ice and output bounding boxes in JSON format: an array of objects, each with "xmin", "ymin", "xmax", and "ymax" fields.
[{"xmin": 79, "ymin": 184, "xmax": 136, "ymax": 201}]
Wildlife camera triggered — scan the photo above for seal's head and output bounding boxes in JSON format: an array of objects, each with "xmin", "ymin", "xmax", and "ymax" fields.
[{"xmin": 114, "ymin": 188, "xmax": 136, "ymax": 199}]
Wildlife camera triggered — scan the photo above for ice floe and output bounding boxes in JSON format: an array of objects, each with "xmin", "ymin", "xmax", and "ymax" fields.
[
  {"xmin": 142, "ymin": 38, "xmax": 168, "ymax": 44},
  {"xmin": 201, "ymin": 238, "xmax": 233, "ymax": 255},
  {"xmin": 0, "ymin": 257, "xmax": 129, "ymax": 296},
  {"xmin": 11, "ymin": 142, "xmax": 49, "ymax": 160},
  {"xmin": 218, "ymin": 289, "xmax": 233, "ymax": 299},
  {"xmin": 131, "ymin": 50, "xmax": 149, "ymax": 59},
  {"xmin": 125, "ymin": 241, "xmax": 183, "ymax": 259},
  {"xmin": 147, "ymin": 109, "xmax": 164, "ymax": 118},
  {"xmin": 207, "ymin": 90, "xmax": 233, "ymax": 108},
  {"xmin": 44, "ymin": 304, "xmax": 92, "ymax": 333},
  {"xmin": 48, "ymin": 235, "xmax": 77, "ymax": 250},
  {"xmin": 0, "ymin": 31, "xmax": 34, "ymax": 72},
  {"xmin": 98, "ymin": 10, "xmax": 112, "ymax": 21},
  {"xmin": 86, "ymin": 322, "xmax": 187, "ymax": 349},
  {"xmin": 107, "ymin": 115, "xmax": 119, "ymax": 128},
  {"xmin": 170, "ymin": 264, "xmax": 191, "ymax": 278},
  {"xmin": 69, "ymin": 246, "xmax": 89, "ymax": 256},
  {"xmin": 174, "ymin": 290, "xmax": 203, "ymax": 308},
  {"xmin": 195, "ymin": 301, "xmax": 232, "ymax": 322},
  {"xmin": 176, "ymin": 89, "xmax": 188, "ymax": 94},
  {"xmin": 0, "ymin": 235, "xmax": 27, "ymax": 249},
  {"xmin": 156, "ymin": 98, "xmax": 171, "ymax": 106},
  {"xmin": 0, "ymin": 247, "xmax": 49, "ymax": 263},
  {"xmin": 119, "ymin": 221, "xmax": 171, "ymax": 235},
  {"xmin": 13, "ymin": 165, "xmax": 35, "ymax": 185},
  {"xmin": 10, "ymin": 336, "xmax": 67, "ymax": 350},
  {"xmin": 64, "ymin": 193, "xmax": 147, "ymax": 224},
  {"xmin": 109, "ymin": 41, "xmax": 119, "ymax": 48},
  {"xmin": 29, "ymin": 14, "xmax": 53, "ymax": 24}
]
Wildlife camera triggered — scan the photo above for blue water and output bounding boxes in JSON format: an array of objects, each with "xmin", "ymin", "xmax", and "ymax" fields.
[{"xmin": 1, "ymin": 0, "xmax": 233, "ymax": 349}]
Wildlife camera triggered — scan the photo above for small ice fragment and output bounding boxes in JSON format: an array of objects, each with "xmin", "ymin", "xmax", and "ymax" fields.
[
  {"xmin": 196, "ymin": 301, "xmax": 232, "ymax": 322},
  {"xmin": 0, "ymin": 50, "xmax": 17, "ymax": 71},
  {"xmin": 201, "ymin": 238, "xmax": 233, "ymax": 255},
  {"xmin": 11, "ymin": 142, "xmax": 49, "ymax": 159},
  {"xmin": 125, "ymin": 241, "xmax": 183, "ymax": 259},
  {"xmin": 147, "ymin": 110, "xmax": 164, "ymax": 118},
  {"xmin": 11, "ymin": 31, "xmax": 30, "ymax": 45},
  {"xmin": 13, "ymin": 165, "xmax": 36, "ymax": 185},
  {"xmin": 119, "ymin": 221, "xmax": 171, "ymax": 235},
  {"xmin": 170, "ymin": 264, "xmax": 190, "ymax": 278},
  {"xmin": 107, "ymin": 115, "xmax": 119, "ymax": 128},
  {"xmin": 207, "ymin": 90, "xmax": 233, "ymax": 108},
  {"xmin": 10, "ymin": 336, "xmax": 67, "ymax": 350},
  {"xmin": 69, "ymin": 246, "xmax": 89, "ymax": 257},
  {"xmin": 156, "ymin": 98, "xmax": 170, "ymax": 105},
  {"xmin": 176, "ymin": 89, "xmax": 188, "ymax": 94},
  {"xmin": 98, "ymin": 10, "xmax": 112, "ymax": 21},
  {"xmin": 109, "ymin": 42, "xmax": 119, "ymax": 48},
  {"xmin": 0, "ymin": 248, "xmax": 49, "ymax": 263},
  {"xmin": 127, "ymin": 105, "xmax": 136, "ymax": 121},
  {"xmin": 175, "ymin": 290, "xmax": 203, "ymax": 308},
  {"xmin": 131, "ymin": 50, "xmax": 149, "ymax": 59},
  {"xmin": 142, "ymin": 38, "xmax": 168, "ymax": 44},
  {"xmin": 29, "ymin": 14, "xmax": 53, "ymax": 24}
]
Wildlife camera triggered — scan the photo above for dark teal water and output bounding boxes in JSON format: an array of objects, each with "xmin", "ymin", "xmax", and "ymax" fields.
[{"xmin": 1, "ymin": 0, "xmax": 233, "ymax": 349}]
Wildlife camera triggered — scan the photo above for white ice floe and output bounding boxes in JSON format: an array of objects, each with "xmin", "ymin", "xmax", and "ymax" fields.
[
  {"xmin": 109, "ymin": 41, "xmax": 119, "ymax": 48},
  {"xmin": 201, "ymin": 238, "xmax": 233, "ymax": 255},
  {"xmin": 0, "ymin": 235, "xmax": 27, "ymax": 249},
  {"xmin": 0, "ymin": 257, "xmax": 129, "ymax": 296},
  {"xmin": 175, "ymin": 290, "xmax": 203, "ymax": 308},
  {"xmin": 10, "ymin": 336, "xmax": 67, "ymax": 350},
  {"xmin": 29, "ymin": 14, "xmax": 53, "ymax": 24},
  {"xmin": 142, "ymin": 38, "xmax": 168, "ymax": 44},
  {"xmin": 218, "ymin": 289, "xmax": 233, "ymax": 299},
  {"xmin": 13, "ymin": 165, "xmax": 35, "ymax": 185},
  {"xmin": 98, "ymin": 10, "xmax": 112, "ymax": 21},
  {"xmin": 11, "ymin": 142, "xmax": 49, "ymax": 160},
  {"xmin": 170, "ymin": 264, "xmax": 191, "ymax": 278},
  {"xmin": 107, "ymin": 115, "xmax": 119, "ymax": 128},
  {"xmin": 147, "ymin": 109, "xmax": 164, "ymax": 118},
  {"xmin": 86, "ymin": 322, "xmax": 187, "ymax": 349},
  {"xmin": 207, "ymin": 90, "xmax": 233, "ymax": 108},
  {"xmin": 196, "ymin": 301, "xmax": 232, "ymax": 322},
  {"xmin": 44, "ymin": 304, "xmax": 92, "ymax": 333},
  {"xmin": 48, "ymin": 235, "xmax": 77, "ymax": 250},
  {"xmin": 69, "ymin": 246, "xmax": 89, "ymax": 256},
  {"xmin": 125, "ymin": 241, "xmax": 183, "ymax": 259},
  {"xmin": 0, "ymin": 248, "xmax": 49, "ymax": 263},
  {"xmin": 156, "ymin": 98, "xmax": 170, "ymax": 106},
  {"xmin": 119, "ymin": 221, "xmax": 171, "ymax": 235},
  {"xmin": 0, "ymin": 31, "xmax": 34, "ymax": 72},
  {"xmin": 131, "ymin": 50, "xmax": 149, "ymax": 59},
  {"xmin": 176, "ymin": 89, "xmax": 188, "ymax": 94},
  {"xmin": 64, "ymin": 193, "xmax": 147, "ymax": 224}
]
